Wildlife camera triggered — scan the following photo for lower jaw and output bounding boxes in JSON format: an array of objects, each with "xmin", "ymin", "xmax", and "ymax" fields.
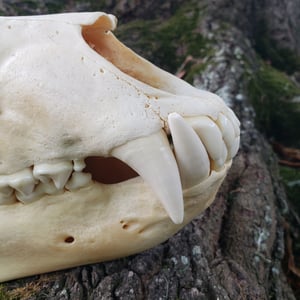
[{"xmin": 0, "ymin": 161, "xmax": 230, "ymax": 283}]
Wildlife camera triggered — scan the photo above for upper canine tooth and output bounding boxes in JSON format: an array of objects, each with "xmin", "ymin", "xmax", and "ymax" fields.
[
  {"xmin": 33, "ymin": 161, "xmax": 73, "ymax": 190},
  {"xmin": 168, "ymin": 113, "xmax": 210, "ymax": 189},
  {"xmin": 7, "ymin": 168, "xmax": 36, "ymax": 197},
  {"xmin": 112, "ymin": 130, "xmax": 184, "ymax": 224},
  {"xmin": 186, "ymin": 116, "xmax": 228, "ymax": 170}
]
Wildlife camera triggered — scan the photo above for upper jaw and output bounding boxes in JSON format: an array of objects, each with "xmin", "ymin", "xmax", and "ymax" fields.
[{"xmin": 0, "ymin": 110, "xmax": 239, "ymax": 224}]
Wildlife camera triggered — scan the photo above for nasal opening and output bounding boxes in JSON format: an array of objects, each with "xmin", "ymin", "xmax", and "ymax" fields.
[
  {"xmin": 81, "ymin": 17, "xmax": 162, "ymax": 90},
  {"xmin": 84, "ymin": 156, "xmax": 138, "ymax": 184}
]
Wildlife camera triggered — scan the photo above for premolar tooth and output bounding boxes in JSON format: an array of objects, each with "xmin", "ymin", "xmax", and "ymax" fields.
[
  {"xmin": 8, "ymin": 168, "xmax": 36, "ymax": 196},
  {"xmin": 168, "ymin": 113, "xmax": 210, "ymax": 189},
  {"xmin": 16, "ymin": 181, "xmax": 58, "ymax": 204},
  {"xmin": 216, "ymin": 114, "xmax": 236, "ymax": 159},
  {"xmin": 65, "ymin": 172, "xmax": 92, "ymax": 191},
  {"xmin": 33, "ymin": 161, "xmax": 73, "ymax": 190},
  {"xmin": 112, "ymin": 130, "xmax": 184, "ymax": 224},
  {"xmin": 73, "ymin": 159, "xmax": 86, "ymax": 172},
  {"xmin": 0, "ymin": 185, "xmax": 16, "ymax": 205},
  {"xmin": 186, "ymin": 116, "xmax": 228, "ymax": 170}
]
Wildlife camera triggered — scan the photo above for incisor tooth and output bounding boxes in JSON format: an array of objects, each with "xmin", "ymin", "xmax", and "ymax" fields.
[
  {"xmin": 216, "ymin": 114, "xmax": 236, "ymax": 159},
  {"xmin": 112, "ymin": 130, "xmax": 184, "ymax": 224},
  {"xmin": 168, "ymin": 113, "xmax": 210, "ymax": 189},
  {"xmin": 186, "ymin": 116, "xmax": 228, "ymax": 170},
  {"xmin": 227, "ymin": 107, "xmax": 240, "ymax": 136},
  {"xmin": 231, "ymin": 136, "xmax": 240, "ymax": 158},
  {"xmin": 65, "ymin": 172, "xmax": 92, "ymax": 191},
  {"xmin": 33, "ymin": 161, "xmax": 73, "ymax": 190}
]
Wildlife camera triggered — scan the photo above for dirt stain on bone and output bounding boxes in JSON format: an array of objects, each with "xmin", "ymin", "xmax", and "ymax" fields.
[{"xmin": 61, "ymin": 137, "xmax": 82, "ymax": 148}]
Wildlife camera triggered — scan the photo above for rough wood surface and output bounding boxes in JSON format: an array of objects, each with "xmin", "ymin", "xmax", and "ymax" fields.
[{"xmin": 1, "ymin": 0, "xmax": 299, "ymax": 299}]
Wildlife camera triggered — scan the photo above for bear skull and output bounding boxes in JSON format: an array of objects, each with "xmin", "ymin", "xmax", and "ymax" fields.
[{"xmin": 0, "ymin": 12, "xmax": 240, "ymax": 282}]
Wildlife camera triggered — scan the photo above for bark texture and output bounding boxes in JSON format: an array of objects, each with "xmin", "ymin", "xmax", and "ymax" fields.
[{"xmin": 1, "ymin": 0, "xmax": 299, "ymax": 299}]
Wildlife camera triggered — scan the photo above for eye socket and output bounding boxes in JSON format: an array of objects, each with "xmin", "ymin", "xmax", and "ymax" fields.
[{"xmin": 84, "ymin": 157, "xmax": 138, "ymax": 184}]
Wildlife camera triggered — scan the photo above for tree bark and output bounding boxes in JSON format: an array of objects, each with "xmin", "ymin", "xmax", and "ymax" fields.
[{"xmin": 1, "ymin": 0, "xmax": 299, "ymax": 299}]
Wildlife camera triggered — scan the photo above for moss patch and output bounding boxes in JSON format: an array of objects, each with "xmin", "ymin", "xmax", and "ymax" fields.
[
  {"xmin": 115, "ymin": 4, "xmax": 210, "ymax": 73},
  {"xmin": 280, "ymin": 166, "xmax": 300, "ymax": 213},
  {"xmin": 254, "ymin": 20, "xmax": 300, "ymax": 74},
  {"xmin": 0, "ymin": 286, "xmax": 11, "ymax": 300},
  {"xmin": 248, "ymin": 63, "xmax": 300, "ymax": 147}
]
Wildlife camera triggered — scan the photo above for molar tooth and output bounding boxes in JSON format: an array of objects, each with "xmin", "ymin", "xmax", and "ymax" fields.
[
  {"xmin": 216, "ymin": 113, "xmax": 236, "ymax": 159},
  {"xmin": 168, "ymin": 113, "xmax": 210, "ymax": 189},
  {"xmin": 33, "ymin": 161, "xmax": 73, "ymax": 190},
  {"xmin": 65, "ymin": 172, "xmax": 92, "ymax": 191},
  {"xmin": 7, "ymin": 168, "xmax": 36, "ymax": 196},
  {"xmin": 112, "ymin": 130, "xmax": 184, "ymax": 224},
  {"xmin": 186, "ymin": 116, "xmax": 228, "ymax": 170},
  {"xmin": 73, "ymin": 159, "xmax": 86, "ymax": 172}
]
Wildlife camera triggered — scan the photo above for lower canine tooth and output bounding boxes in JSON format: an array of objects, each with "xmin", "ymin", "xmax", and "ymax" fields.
[
  {"xmin": 168, "ymin": 113, "xmax": 210, "ymax": 189},
  {"xmin": 112, "ymin": 130, "xmax": 184, "ymax": 224},
  {"xmin": 65, "ymin": 172, "xmax": 92, "ymax": 191}
]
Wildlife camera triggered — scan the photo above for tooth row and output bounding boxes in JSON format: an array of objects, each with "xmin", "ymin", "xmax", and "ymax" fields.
[
  {"xmin": 169, "ymin": 111, "xmax": 239, "ymax": 173},
  {"xmin": 0, "ymin": 159, "xmax": 92, "ymax": 205}
]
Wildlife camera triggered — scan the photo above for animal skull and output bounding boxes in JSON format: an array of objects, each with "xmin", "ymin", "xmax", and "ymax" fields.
[{"xmin": 0, "ymin": 12, "xmax": 240, "ymax": 282}]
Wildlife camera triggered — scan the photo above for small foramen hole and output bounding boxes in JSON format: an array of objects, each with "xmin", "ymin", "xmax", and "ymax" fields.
[
  {"xmin": 122, "ymin": 224, "xmax": 129, "ymax": 230},
  {"xmin": 64, "ymin": 236, "xmax": 75, "ymax": 244}
]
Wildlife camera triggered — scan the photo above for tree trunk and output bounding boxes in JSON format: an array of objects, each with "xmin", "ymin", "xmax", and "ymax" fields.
[{"xmin": 1, "ymin": 0, "xmax": 299, "ymax": 299}]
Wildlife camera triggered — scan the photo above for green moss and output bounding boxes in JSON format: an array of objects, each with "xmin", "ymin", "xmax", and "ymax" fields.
[
  {"xmin": 254, "ymin": 21, "xmax": 300, "ymax": 74},
  {"xmin": 280, "ymin": 166, "xmax": 300, "ymax": 213},
  {"xmin": 115, "ymin": 4, "xmax": 210, "ymax": 73},
  {"xmin": 0, "ymin": 286, "xmax": 11, "ymax": 300},
  {"xmin": 184, "ymin": 62, "xmax": 209, "ymax": 84},
  {"xmin": 248, "ymin": 63, "xmax": 300, "ymax": 147}
]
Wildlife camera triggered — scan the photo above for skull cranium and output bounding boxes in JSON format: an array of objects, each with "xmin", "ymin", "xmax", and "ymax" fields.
[{"xmin": 0, "ymin": 12, "xmax": 240, "ymax": 282}]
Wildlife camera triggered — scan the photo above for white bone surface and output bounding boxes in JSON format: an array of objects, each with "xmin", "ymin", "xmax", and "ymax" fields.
[{"xmin": 0, "ymin": 12, "xmax": 240, "ymax": 282}]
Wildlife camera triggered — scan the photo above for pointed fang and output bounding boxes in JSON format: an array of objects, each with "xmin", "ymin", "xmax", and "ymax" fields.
[{"xmin": 112, "ymin": 130, "xmax": 184, "ymax": 224}]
